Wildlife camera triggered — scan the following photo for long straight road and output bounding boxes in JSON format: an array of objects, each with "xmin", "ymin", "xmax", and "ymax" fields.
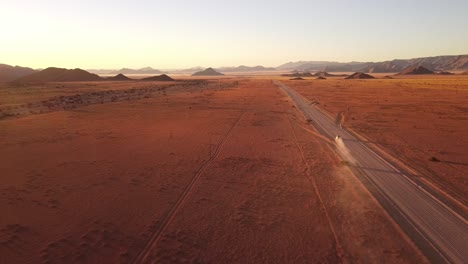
[{"xmin": 275, "ymin": 81, "xmax": 468, "ymax": 264}]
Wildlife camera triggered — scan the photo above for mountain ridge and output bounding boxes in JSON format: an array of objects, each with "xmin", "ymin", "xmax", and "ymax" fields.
[
  {"xmin": 0, "ymin": 64, "xmax": 37, "ymax": 82},
  {"xmin": 12, "ymin": 67, "xmax": 102, "ymax": 83},
  {"xmin": 278, "ymin": 55, "xmax": 468, "ymax": 72},
  {"xmin": 215, "ymin": 65, "xmax": 276, "ymax": 72},
  {"xmin": 111, "ymin": 67, "xmax": 164, "ymax": 75}
]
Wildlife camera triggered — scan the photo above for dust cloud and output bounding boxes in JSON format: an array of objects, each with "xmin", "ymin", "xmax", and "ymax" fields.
[{"xmin": 334, "ymin": 136, "xmax": 356, "ymax": 164}]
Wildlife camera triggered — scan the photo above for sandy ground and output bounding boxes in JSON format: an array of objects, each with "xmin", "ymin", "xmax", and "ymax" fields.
[
  {"xmin": 285, "ymin": 76, "xmax": 468, "ymax": 207},
  {"xmin": 0, "ymin": 81, "xmax": 177, "ymax": 106},
  {"xmin": 0, "ymin": 79, "xmax": 426, "ymax": 263}
]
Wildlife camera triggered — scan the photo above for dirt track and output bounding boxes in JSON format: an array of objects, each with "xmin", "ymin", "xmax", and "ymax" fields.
[{"xmin": 0, "ymin": 79, "xmax": 425, "ymax": 263}]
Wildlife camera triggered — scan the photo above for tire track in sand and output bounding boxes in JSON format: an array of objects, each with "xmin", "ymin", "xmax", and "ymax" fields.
[
  {"xmin": 132, "ymin": 111, "xmax": 246, "ymax": 264},
  {"xmin": 287, "ymin": 117, "xmax": 346, "ymax": 263}
]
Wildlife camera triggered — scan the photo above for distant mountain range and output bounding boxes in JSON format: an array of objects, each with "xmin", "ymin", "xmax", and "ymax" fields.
[
  {"xmin": 0, "ymin": 64, "xmax": 37, "ymax": 82},
  {"xmin": 87, "ymin": 67, "xmax": 164, "ymax": 75},
  {"xmin": 171, "ymin": 65, "xmax": 275, "ymax": 74},
  {"xmin": 215, "ymin": 65, "xmax": 276, "ymax": 72},
  {"xmin": 111, "ymin": 67, "xmax": 164, "ymax": 74},
  {"xmin": 1, "ymin": 54, "xmax": 467, "ymax": 83},
  {"xmin": 8, "ymin": 67, "xmax": 174, "ymax": 83},
  {"xmin": 89, "ymin": 66, "xmax": 271, "ymax": 74},
  {"xmin": 278, "ymin": 55, "xmax": 468, "ymax": 73},
  {"xmin": 277, "ymin": 61, "xmax": 362, "ymax": 71},
  {"xmin": 13, "ymin": 67, "xmax": 102, "ymax": 82},
  {"xmin": 170, "ymin": 67, "xmax": 205, "ymax": 74}
]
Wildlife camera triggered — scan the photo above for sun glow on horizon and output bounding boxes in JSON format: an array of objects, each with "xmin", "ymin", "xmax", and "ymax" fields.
[{"xmin": 1, "ymin": 0, "xmax": 467, "ymax": 69}]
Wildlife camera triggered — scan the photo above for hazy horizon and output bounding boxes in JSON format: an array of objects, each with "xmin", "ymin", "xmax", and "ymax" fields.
[
  {"xmin": 2, "ymin": 0, "xmax": 468, "ymax": 69},
  {"xmin": 11, "ymin": 53, "xmax": 468, "ymax": 71}
]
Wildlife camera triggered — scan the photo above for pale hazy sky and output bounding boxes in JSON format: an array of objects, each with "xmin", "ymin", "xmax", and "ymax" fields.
[{"xmin": 1, "ymin": 0, "xmax": 467, "ymax": 69}]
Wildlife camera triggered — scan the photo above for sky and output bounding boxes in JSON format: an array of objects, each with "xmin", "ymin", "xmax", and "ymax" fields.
[{"xmin": 1, "ymin": 0, "xmax": 467, "ymax": 69}]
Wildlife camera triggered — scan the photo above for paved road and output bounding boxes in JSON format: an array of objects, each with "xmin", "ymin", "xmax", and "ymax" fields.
[{"xmin": 275, "ymin": 81, "xmax": 468, "ymax": 264}]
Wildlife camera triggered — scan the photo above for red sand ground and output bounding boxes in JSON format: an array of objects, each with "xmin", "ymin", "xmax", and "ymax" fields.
[
  {"xmin": 1, "ymin": 79, "xmax": 425, "ymax": 263},
  {"xmin": 0, "ymin": 81, "xmax": 180, "ymax": 107},
  {"xmin": 285, "ymin": 76, "xmax": 468, "ymax": 207}
]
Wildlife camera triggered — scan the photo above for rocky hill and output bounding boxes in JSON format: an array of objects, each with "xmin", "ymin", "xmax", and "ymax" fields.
[
  {"xmin": 345, "ymin": 72, "xmax": 375, "ymax": 79},
  {"xmin": 192, "ymin": 68, "xmax": 224, "ymax": 76},
  {"xmin": 398, "ymin": 66, "xmax": 434, "ymax": 75},
  {"xmin": 106, "ymin": 73, "xmax": 132, "ymax": 81},
  {"xmin": 0, "ymin": 64, "xmax": 37, "ymax": 82},
  {"xmin": 141, "ymin": 74, "xmax": 175, "ymax": 81},
  {"xmin": 13, "ymin": 67, "xmax": 102, "ymax": 83}
]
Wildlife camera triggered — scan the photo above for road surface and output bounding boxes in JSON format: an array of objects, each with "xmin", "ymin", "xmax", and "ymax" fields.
[{"xmin": 275, "ymin": 80, "xmax": 468, "ymax": 264}]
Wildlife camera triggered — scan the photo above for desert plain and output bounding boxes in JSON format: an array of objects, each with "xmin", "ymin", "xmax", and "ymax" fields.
[{"xmin": 0, "ymin": 74, "xmax": 466, "ymax": 263}]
